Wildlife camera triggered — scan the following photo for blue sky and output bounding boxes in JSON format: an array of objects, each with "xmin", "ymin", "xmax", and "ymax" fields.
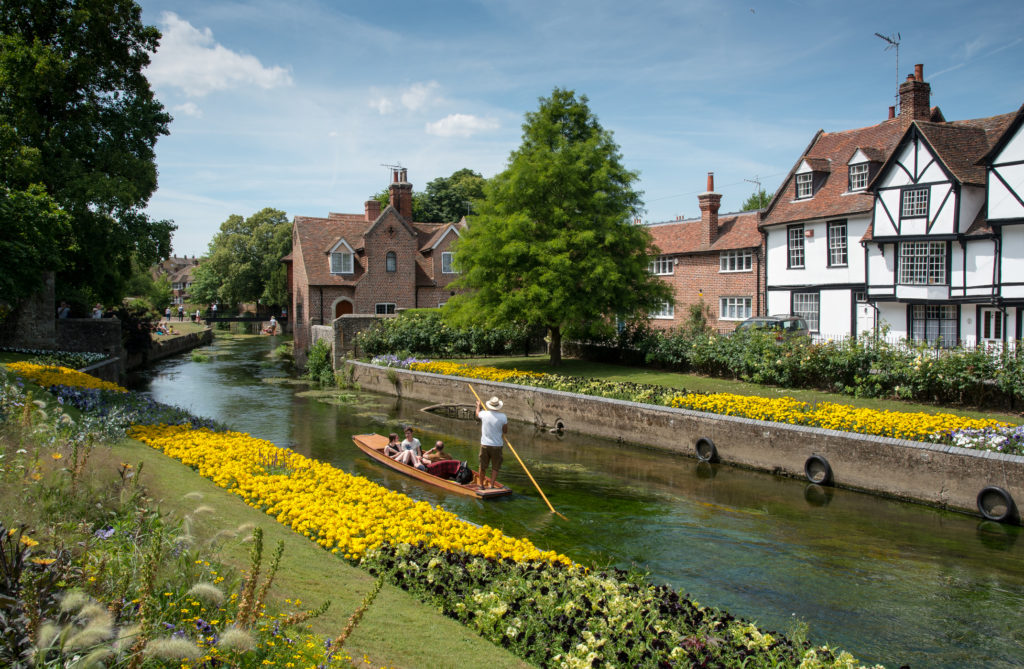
[{"xmin": 137, "ymin": 0, "xmax": 1024, "ymax": 257}]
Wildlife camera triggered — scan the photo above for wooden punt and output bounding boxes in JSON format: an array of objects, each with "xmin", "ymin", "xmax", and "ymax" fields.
[{"xmin": 351, "ymin": 433, "xmax": 512, "ymax": 499}]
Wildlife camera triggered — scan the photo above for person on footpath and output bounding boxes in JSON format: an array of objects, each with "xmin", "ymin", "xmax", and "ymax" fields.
[
  {"xmin": 57, "ymin": 302, "xmax": 71, "ymax": 319},
  {"xmin": 177, "ymin": 304, "xmax": 184, "ymax": 321},
  {"xmin": 91, "ymin": 303, "xmax": 103, "ymax": 318},
  {"xmin": 475, "ymin": 396, "xmax": 507, "ymax": 489},
  {"xmin": 164, "ymin": 305, "xmax": 171, "ymax": 321}
]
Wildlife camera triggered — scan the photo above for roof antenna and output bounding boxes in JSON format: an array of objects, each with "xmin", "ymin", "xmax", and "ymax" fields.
[
  {"xmin": 874, "ymin": 32, "xmax": 901, "ymax": 109},
  {"xmin": 380, "ymin": 162, "xmax": 404, "ymax": 181}
]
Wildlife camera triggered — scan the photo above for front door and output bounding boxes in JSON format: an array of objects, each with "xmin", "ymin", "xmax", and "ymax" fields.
[
  {"xmin": 980, "ymin": 308, "xmax": 1004, "ymax": 348},
  {"xmin": 335, "ymin": 300, "xmax": 353, "ymax": 319},
  {"xmin": 854, "ymin": 291, "xmax": 874, "ymax": 337}
]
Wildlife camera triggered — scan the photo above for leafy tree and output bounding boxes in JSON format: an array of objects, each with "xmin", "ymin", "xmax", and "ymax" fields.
[
  {"xmin": 192, "ymin": 208, "xmax": 291, "ymax": 310},
  {"xmin": 446, "ymin": 88, "xmax": 672, "ymax": 365},
  {"xmin": 0, "ymin": 0, "xmax": 174, "ymax": 304},
  {"xmin": 0, "ymin": 184, "xmax": 70, "ymax": 305},
  {"xmin": 123, "ymin": 255, "xmax": 172, "ymax": 310},
  {"xmin": 369, "ymin": 168, "xmax": 486, "ymax": 223},
  {"xmin": 741, "ymin": 189, "xmax": 772, "ymax": 211}
]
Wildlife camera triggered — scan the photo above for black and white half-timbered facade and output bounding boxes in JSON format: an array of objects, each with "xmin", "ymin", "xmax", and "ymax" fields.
[{"xmin": 864, "ymin": 108, "xmax": 1020, "ymax": 347}]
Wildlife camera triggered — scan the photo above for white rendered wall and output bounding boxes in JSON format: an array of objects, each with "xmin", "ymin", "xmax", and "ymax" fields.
[
  {"xmin": 989, "ymin": 124, "xmax": 1024, "ymax": 221},
  {"xmin": 818, "ymin": 289, "xmax": 852, "ymax": 338},
  {"xmin": 964, "ymin": 239, "xmax": 996, "ymax": 297},
  {"xmin": 866, "ymin": 244, "xmax": 894, "ymax": 297},
  {"xmin": 1002, "ymin": 226, "xmax": 1024, "ymax": 299},
  {"xmin": 767, "ymin": 289, "xmax": 791, "ymax": 316},
  {"xmin": 958, "ymin": 186, "xmax": 986, "ymax": 233},
  {"xmin": 876, "ymin": 303, "xmax": 908, "ymax": 339}
]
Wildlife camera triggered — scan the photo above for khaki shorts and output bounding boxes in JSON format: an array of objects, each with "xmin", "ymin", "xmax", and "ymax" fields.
[{"xmin": 479, "ymin": 445, "xmax": 503, "ymax": 473}]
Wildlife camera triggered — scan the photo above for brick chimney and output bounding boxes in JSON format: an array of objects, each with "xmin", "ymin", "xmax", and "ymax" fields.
[
  {"xmin": 365, "ymin": 199, "xmax": 381, "ymax": 222},
  {"xmin": 388, "ymin": 168, "xmax": 413, "ymax": 222},
  {"xmin": 898, "ymin": 64, "xmax": 931, "ymax": 124},
  {"xmin": 698, "ymin": 172, "xmax": 722, "ymax": 246}
]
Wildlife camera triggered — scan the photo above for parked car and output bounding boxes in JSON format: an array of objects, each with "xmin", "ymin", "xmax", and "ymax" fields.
[{"xmin": 733, "ymin": 315, "xmax": 809, "ymax": 339}]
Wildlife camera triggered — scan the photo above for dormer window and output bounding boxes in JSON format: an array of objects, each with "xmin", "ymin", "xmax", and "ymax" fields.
[
  {"xmin": 329, "ymin": 239, "xmax": 355, "ymax": 274},
  {"xmin": 795, "ymin": 173, "xmax": 813, "ymax": 199},
  {"xmin": 848, "ymin": 163, "xmax": 869, "ymax": 191}
]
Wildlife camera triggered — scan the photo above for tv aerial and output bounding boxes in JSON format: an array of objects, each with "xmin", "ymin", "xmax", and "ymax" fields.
[{"xmin": 874, "ymin": 32, "xmax": 901, "ymax": 106}]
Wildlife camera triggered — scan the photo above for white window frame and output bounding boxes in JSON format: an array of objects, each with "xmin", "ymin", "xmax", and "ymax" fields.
[
  {"xmin": 849, "ymin": 163, "xmax": 869, "ymax": 191},
  {"xmin": 330, "ymin": 251, "xmax": 354, "ymax": 274},
  {"xmin": 910, "ymin": 304, "xmax": 957, "ymax": 348},
  {"xmin": 827, "ymin": 221, "xmax": 848, "ymax": 267},
  {"xmin": 651, "ymin": 301, "xmax": 674, "ymax": 319},
  {"xmin": 898, "ymin": 241, "xmax": 946, "ymax": 285},
  {"xmin": 796, "ymin": 173, "xmax": 814, "ymax": 198},
  {"xmin": 719, "ymin": 296, "xmax": 752, "ymax": 321},
  {"xmin": 649, "ymin": 255, "xmax": 674, "ymax": 275},
  {"xmin": 981, "ymin": 308, "xmax": 1003, "ymax": 342},
  {"xmin": 792, "ymin": 292, "xmax": 819, "ymax": 332},
  {"xmin": 375, "ymin": 303, "xmax": 396, "ymax": 315},
  {"xmin": 901, "ymin": 188, "xmax": 929, "ymax": 218},
  {"xmin": 787, "ymin": 225, "xmax": 805, "ymax": 269},
  {"xmin": 719, "ymin": 250, "xmax": 752, "ymax": 273},
  {"xmin": 441, "ymin": 251, "xmax": 456, "ymax": 274}
]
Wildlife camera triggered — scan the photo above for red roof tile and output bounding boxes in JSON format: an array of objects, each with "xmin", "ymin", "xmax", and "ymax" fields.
[{"xmin": 648, "ymin": 211, "xmax": 761, "ymax": 255}]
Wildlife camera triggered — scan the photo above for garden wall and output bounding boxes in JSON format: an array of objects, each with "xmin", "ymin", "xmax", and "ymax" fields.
[
  {"xmin": 345, "ymin": 360, "xmax": 1024, "ymax": 522},
  {"xmin": 125, "ymin": 328, "xmax": 214, "ymax": 370}
]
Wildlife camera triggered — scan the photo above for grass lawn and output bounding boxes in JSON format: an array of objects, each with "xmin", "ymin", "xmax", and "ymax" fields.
[
  {"xmin": 440, "ymin": 355, "xmax": 1023, "ymax": 424},
  {"xmin": 152, "ymin": 320, "xmax": 210, "ymax": 340},
  {"xmin": 107, "ymin": 437, "xmax": 529, "ymax": 669}
]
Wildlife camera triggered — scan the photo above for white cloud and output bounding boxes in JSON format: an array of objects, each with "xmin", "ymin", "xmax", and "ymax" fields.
[
  {"xmin": 425, "ymin": 114, "xmax": 499, "ymax": 137},
  {"xmin": 147, "ymin": 12, "xmax": 292, "ymax": 97},
  {"xmin": 369, "ymin": 81, "xmax": 440, "ymax": 115},
  {"xmin": 173, "ymin": 102, "xmax": 203, "ymax": 118}
]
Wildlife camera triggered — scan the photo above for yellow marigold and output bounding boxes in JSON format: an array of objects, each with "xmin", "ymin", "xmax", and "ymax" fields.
[
  {"xmin": 128, "ymin": 424, "xmax": 572, "ymax": 567},
  {"xmin": 6, "ymin": 362, "xmax": 127, "ymax": 393}
]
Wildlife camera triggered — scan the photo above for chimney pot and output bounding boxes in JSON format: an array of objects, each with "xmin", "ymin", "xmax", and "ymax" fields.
[
  {"xmin": 915, "ymin": 63, "xmax": 923, "ymax": 82},
  {"xmin": 707, "ymin": 172, "xmax": 715, "ymax": 192},
  {"xmin": 888, "ymin": 105, "xmax": 895, "ymax": 120}
]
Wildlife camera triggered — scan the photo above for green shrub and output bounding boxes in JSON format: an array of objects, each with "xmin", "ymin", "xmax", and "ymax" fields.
[
  {"xmin": 356, "ymin": 310, "xmax": 536, "ymax": 358},
  {"xmin": 305, "ymin": 339, "xmax": 335, "ymax": 386}
]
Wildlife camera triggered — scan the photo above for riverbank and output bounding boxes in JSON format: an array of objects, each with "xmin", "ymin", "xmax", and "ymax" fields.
[{"xmin": 346, "ymin": 359, "xmax": 1024, "ymax": 523}]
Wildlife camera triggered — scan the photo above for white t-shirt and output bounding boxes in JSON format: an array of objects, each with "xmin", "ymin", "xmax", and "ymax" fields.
[
  {"xmin": 479, "ymin": 410, "xmax": 507, "ymax": 447},
  {"xmin": 400, "ymin": 437, "xmax": 421, "ymax": 453}
]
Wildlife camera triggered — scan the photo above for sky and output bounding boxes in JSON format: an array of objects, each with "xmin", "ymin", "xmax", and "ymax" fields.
[{"xmin": 136, "ymin": 0, "xmax": 1024, "ymax": 257}]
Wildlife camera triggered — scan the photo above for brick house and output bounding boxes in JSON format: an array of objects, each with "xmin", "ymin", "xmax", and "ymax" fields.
[
  {"xmin": 646, "ymin": 173, "xmax": 763, "ymax": 332},
  {"xmin": 151, "ymin": 256, "xmax": 200, "ymax": 306},
  {"xmin": 285, "ymin": 169, "xmax": 465, "ymax": 356}
]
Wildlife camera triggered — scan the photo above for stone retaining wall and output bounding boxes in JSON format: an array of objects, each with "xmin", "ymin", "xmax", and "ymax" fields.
[
  {"xmin": 126, "ymin": 329, "xmax": 214, "ymax": 370},
  {"xmin": 345, "ymin": 360, "xmax": 1024, "ymax": 521}
]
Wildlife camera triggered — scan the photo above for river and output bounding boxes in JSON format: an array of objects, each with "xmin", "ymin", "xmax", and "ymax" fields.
[{"xmin": 127, "ymin": 334, "xmax": 1024, "ymax": 668}]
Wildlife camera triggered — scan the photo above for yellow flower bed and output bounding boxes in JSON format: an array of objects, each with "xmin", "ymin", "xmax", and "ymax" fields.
[
  {"xmin": 410, "ymin": 361, "xmax": 544, "ymax": 384},
  {"xmin": 6, "ymin": 362, "xmax": 127, "ymax": 393},
  {"xmin": 129, "ymin": 424, "xmax": 572, "ymax": 566},
  {"xmin": 670, "ymin": 392, "xmax": 1009, "ymax": 442}
]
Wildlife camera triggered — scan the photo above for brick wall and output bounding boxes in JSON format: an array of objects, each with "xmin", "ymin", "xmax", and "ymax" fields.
[
  {"xmin": 0, "ymin": 272, "xmax": 56, "ymax": 348},
  {"xmin": 653, "ymin": 248, "xmax": 763, "ymax": 332},
  {"xmin": 356, "ymin": 209, "xmax": 418, "ymax": 313}
]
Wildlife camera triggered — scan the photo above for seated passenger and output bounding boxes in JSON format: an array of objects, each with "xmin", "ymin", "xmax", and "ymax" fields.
[
  {"xmin": 392, "ymin": 426, "xmax": 427, "ymax": 470},
  {"xmin": 426, "ymin": 459, "xmax": 462, "ymax": 479},
  {"xmin": 383, "ymin": 433, "xmax": 401, "ymax": 458},
  {"xmin": 423, "ymin": 441, "xmax": 454, "ymax": 462}
]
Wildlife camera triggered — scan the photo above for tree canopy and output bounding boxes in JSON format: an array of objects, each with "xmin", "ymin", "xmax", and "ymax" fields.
[
  {"xmin": 446, "ymin": 88, "xmax": 672, "ymax": 364},
  {"xmin": 0, "ymin": 0, "xmax": 174, "ymax": 304},
  {"xmin": 741, "ymin": 188, "xmax": 772, "ymax": 211},
  {"xmin": 190, "ymin": 208, "xmax": 291, "ymax": 309},
  {"xmin": 370, "ymin": 168, "xmax": 486, "ymax": 223}
]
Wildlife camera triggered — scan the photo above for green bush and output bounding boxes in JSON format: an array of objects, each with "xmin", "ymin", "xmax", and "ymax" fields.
[
  {"xmin": 305, "ymin": 339, "xmax": 335, "ymax": 386},
  {"xmin": 356, "ymin": 310, "xmax": 537, "ymax": 358}
]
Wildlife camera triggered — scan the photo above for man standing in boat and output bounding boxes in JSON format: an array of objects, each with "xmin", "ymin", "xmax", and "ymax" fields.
[{"xmin": 475, "ymin": 396, "xmax": 508, "ymax": 489}]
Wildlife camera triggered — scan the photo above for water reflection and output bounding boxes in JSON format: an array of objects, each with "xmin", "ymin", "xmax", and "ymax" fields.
[{"xmin": 129, "ymin": 335, "xmax": 1024, "ymax": 668}]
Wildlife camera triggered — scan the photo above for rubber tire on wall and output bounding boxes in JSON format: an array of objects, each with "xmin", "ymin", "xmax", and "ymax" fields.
[
  {"xmin": 695, "ymin": 437, "xmax": 718, "ymax": 463},
  {"xmin": 804, "ymin": 455, "xmax": 833, "ymax": 486},
  {"xmin": 976, "ymin": 486, "xmax": 1018, "ymax": 524}
]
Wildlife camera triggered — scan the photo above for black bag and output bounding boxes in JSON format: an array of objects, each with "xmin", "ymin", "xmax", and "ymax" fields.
[{"xmin": 453, "ymin": 462, "xmax": 473, "ymax": 485}]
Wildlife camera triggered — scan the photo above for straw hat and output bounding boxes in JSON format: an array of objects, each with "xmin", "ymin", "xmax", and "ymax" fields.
[{"xmin": 485, "ymin": 396, "xmax": 503, "ymax": 411}]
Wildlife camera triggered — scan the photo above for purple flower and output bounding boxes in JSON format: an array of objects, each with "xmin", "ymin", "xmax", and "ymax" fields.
[{"xmin": 94, "ymin": 527, "xmax": 116, "ymax": 539}]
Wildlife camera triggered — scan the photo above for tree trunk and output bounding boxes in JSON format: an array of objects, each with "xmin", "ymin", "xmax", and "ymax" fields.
[{"xmin": 548, "ymin": 325, "xmax": 562, "ymax": 366}]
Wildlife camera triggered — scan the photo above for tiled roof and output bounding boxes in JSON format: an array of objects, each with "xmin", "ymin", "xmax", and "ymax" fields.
[
  {"xmin": 762, "ymin": 119, "xmax": 906, "ymax": 228},
  {"xmin": 292, "ymin": 215, "xmax": 372, "ymax": 286},
  {"xmin": 647, "ymin": 211, "xmax": 761, "ymax": 255},
  {"xmin": 915, "ymin": 112, "xmax": 1016, "ymax": 185}
]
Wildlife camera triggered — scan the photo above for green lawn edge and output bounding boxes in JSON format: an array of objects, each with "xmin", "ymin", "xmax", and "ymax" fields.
[
  {"xmin": 109, "ymin": 436, "xmax": 531, "ymax": 669},
  {"xmin": 440, "ymin": 355, "xmax": 1023, "ymax": 424}
]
